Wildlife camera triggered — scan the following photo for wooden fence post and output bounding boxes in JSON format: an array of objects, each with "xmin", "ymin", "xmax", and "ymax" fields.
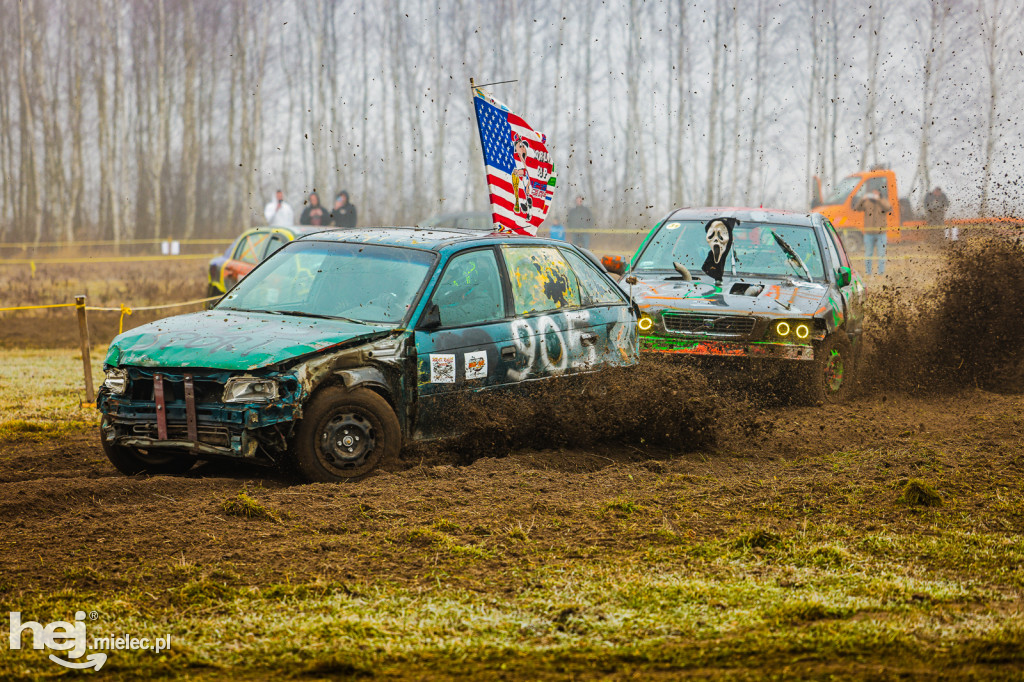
[{"xmin": 75, "ymin": 295, "xmax": 95, "ymax": 405}]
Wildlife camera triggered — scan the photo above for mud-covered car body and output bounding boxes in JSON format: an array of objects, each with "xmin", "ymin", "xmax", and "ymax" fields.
[
  {"xmin": 99, "ymin": 227, "xmax": 638, "ymax": 479},
  {"xmin": 616, "ymin": 208, "xmax": 865, "ymax": 400}
]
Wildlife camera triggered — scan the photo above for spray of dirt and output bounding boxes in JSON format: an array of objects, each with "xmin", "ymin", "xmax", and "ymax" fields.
[
  {"xmin": 408, "ymin": 356, "xmax": 722, "ymax": 466},
  {"xmin": 862, "ymin": 235, "xmax": 1024, "ymax": 393}
]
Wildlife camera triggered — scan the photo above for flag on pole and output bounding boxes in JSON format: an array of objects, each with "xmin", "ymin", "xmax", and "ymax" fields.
[{"xmin": 473, "ymin": 86, "xmax": 556, "ymax": 235}]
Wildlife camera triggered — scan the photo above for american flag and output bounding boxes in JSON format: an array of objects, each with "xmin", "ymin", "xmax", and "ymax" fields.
[{"xmin": 473, "ymin": 87, "xmax": 556, "ymax": 236}]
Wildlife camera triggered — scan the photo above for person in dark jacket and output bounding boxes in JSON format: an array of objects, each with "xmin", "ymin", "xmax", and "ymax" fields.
[
  {"xmin": 925, "ymin": 187, "xmax": 955, "ymax": 240},
  {"xmin": 330, "ymin": 191, "xmax": 357, "ymax": 228},
  {"xmin": 299, "ymin": 192, "xmax": 327, "ymax": 226},
  {"xmin": 566, "ymin": 195, "xmax": 593, "ymax": 249}
]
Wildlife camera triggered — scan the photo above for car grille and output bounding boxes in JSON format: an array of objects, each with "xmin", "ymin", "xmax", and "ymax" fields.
[
  {"xmin": 131, "ymin": 423, "xmax": 231, "ymax": 447},
  {"xmin": 662, "ymin": 312, "xmax": 757, "ymax": 338},
  {"xmin": 129, "ymin": 374, "xmax": 225, "ymax": 403}
]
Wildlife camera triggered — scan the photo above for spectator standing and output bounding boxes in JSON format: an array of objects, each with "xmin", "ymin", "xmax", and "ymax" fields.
[
  {"xmin": 299, "ymin": 192, "xmax": 327, "ymax": 226},
  {"xmin": 264, "ymin": 190, "xmax": 295, "ymax": 226},
  {"xmin": 330, "ymin": 191, "xmax": 358, "ymax": 228},
  {"xmin": 925, "ymin": 187, "xmax": 955, "ymax": 240},
  {"xmin": 548, "ymin": 216, "xmax": 566, "ymax": 241},
  {"xmin": 566, "ymin": 195, "xmax": 593, "ymax": 250},
  {"xmin": 854, "ymin": 190, "xmax": 892, "ymax": 276}
]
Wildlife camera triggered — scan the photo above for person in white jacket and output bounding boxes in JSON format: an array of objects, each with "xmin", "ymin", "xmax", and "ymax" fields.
[{"xmin": 264, "ymin": 190, "xmax": 295, "ymax": 226}]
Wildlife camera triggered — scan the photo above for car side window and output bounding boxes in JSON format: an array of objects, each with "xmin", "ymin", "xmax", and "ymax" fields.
[
  {"xmin": 234, "ymin": 232, "xmax": 269, "ymax": 265},
  {"xmin": 561, "ymin": 249, "xmax": 626, "ymax": 306},
  {"xmin": 501, "ymin": 245, "xmax": 582, "ymax": 315},
  {"xmin": 428, "ymin": 249, "xmax": 506, "ymax": 328},
  {"xmin": 825, "ymin": 222, "xmax": 851, "ymax": 268},
  {"xmin": 262, "ymin": 233, "xmax": 288, "ymax": 261}
]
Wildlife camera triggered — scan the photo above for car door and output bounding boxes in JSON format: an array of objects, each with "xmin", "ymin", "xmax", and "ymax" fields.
[
  {"xmin": 499, "ymin": 244, "xmax": 632, "ymax": 382},
  {"xmin": 823, "ymin": 221, "xmax": 863, "ymax": 335},
  {"xmin": 560, "ymin": 247, "xmax": 638, "ymax": 366},
  {"xmin": 413, "ymin": 247, "xmax": 519, "ymax": 439}
]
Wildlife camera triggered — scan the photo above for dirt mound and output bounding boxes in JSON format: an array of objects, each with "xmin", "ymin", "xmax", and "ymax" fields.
[
  {"xmin": 861, "ymin": 236, "xmax": 1024, "ymax": 393},
  {"xmin": 414, "ymin": 356, "xmax": 720, "ymax": 465}
]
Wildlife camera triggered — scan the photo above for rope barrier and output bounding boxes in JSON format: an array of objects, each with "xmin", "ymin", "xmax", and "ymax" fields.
[
  {"xmin": 0, "ymin": 254, "xmax": 213, "ymax": 266},
  {"xmin": 0, "ymin": 302, "xmax": 78, "ymax": 312},
  {"xmin": 0, "ymin": 238, "xmax": 233, "ymax": 249},
  {"xmin": 85, "ymin": 296, "xmax": 220, "ymax": 333},
  {"xmin": 3, "ymin": 295, "xmax": 220, "ymax": 334}
]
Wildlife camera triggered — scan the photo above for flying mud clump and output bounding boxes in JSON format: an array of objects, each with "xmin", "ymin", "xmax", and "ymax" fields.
[
  {"xmin": 426, "ymin": 356, "xmax": 720, "ymax": 462},
  {"xmin": 863, "ymin": 235, "xmax": 1024, "ymax": 393}
]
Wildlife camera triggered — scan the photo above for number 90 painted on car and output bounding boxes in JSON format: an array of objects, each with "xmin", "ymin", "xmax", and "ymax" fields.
[{"xmin": 98, "ymin": 227, "xmax": 639, "ymax": 482}]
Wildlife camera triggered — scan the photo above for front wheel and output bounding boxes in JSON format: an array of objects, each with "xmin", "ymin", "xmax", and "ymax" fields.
[
  {"xmin": 793, "ymin": 332, "xmax": 855, "ymax": 405},
  {"xmin": 102, "ymin": 438, "xmax": 196, "ymax": 476},
  {"xmin": 292, "ymin": 386, "xmax": 400, "ymax": 482}
]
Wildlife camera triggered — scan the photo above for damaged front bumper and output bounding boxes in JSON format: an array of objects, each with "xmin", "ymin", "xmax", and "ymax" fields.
[
  {"xmin": 640, "ymin": 334, "xmax": 815, "ymax": 360},
  {"xmin": 98, "ymin": 368, "xmax": 303, "ymax": 462}
]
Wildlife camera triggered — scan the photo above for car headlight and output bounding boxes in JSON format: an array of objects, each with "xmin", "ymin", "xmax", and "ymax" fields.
[
  {"xmin": 775, "ymin": 320, "xmax": 814, "ymax": 340},
  {"xmin": 103, "ymin": 368, "xmax": 128, "ymax": 395},
  {"xmin": 222, "ymin": 377, "xmax": 279, "ymax": 403},
  {"xmin": 637, "ymin": 315, "xmax": 654, "ymax": 332}
]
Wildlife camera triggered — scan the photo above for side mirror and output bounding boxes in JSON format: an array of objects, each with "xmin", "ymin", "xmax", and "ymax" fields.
[
  {"xmin": 418, "ymin": 303, "xmax": 442, "ymax": 330},
  {"xmin": 836, "ymin": 266, "xmax": 852, "ymax": 288},
  {"xmin": 601, "ymin": 254, "xmax": 625, "ymax": 276}
]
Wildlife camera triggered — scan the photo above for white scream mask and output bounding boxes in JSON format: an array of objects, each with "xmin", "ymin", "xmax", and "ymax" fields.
[{"xmin": 706, "ymin": 220, "xmax": 730, "ymax": 264}]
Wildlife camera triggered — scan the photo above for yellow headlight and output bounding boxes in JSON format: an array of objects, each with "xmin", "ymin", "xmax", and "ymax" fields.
[
  {"xmin": 638, "ymin": 316, "xmax": 653, "ymax": 331},
  {"xmin": 776, "ymin": 321, "xmax": 790, "ymax": 336},
  {"xmin": 795, "ymin": 323, "xmax": 810, "ymax": 339}
]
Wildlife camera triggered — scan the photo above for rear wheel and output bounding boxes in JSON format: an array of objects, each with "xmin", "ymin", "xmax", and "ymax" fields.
[
  {"xmin": 102, "ymin": 439, "xmax": 196, "ymax": 476},
  {"xmin": 292, "ymin": 386, "xmax": 400, "ymax": 482},
  {"xmin": 792, "ymin": 332, "xmax": 854, "ymax": 405}
]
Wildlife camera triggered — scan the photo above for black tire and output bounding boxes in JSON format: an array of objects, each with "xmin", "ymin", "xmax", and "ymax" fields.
[
  {"xmin": 102, "ymin": 438, "xmax": 197, "ymax": 476},
  {"xmin": 793, "ymin": 331, "xmax": 855, "ymax": 405},
  {"xmin": 292, "ymin": 386, "xmax": 400, "ymax": 482}
]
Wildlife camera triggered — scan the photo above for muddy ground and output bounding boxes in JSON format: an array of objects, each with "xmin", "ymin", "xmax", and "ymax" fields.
[
  {"xmin": 2, "ymin": 235, "xmax": 1023, "ymax": 678},
  {"xmin": 2, "ymin": 382, "xmax": 1024, "ymax": 678},
  {"xmin": 2, "ymin": 387, "xmax": 1022, "ymax": 591}
]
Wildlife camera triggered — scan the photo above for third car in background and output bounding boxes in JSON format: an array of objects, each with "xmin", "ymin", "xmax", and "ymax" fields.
[{"xmin": 207, "ymin": 226, "xmax": 329, "ymax": 299}]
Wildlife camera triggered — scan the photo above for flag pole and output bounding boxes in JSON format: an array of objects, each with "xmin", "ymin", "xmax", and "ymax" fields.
[{"xmin": 470, "ymin": 78, "xmax": 494, "ymax": 231}]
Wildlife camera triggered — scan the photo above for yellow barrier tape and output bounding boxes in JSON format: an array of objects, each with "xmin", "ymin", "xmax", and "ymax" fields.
[
  {"xmin": 0, "ymin": 302, "xmax": 77, "ymax": 312},
  {"xmin": 85, "ymin": 295, "xmax": 219, "ymax": 313},
  {"xmin": 0, "ymin": 254, "xmax": 213, "ymax": 266},
  {"xmin": 0, "ymin": 238, "xmax": 234, "ymax": 249}
]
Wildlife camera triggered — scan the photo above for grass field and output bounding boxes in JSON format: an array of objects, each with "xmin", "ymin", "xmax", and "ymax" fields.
[
  {"xmin": 2, "ymin": 231, "xmax": 1022, "ymax": 679},
  {"xmin": 1, "ymin": 345, "xmax": 1022, "ymax": 679}
]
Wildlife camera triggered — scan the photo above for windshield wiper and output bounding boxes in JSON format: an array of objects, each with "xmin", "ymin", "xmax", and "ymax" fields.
[
  {"xmin": 266, "ymin": 309, "xmax": 367, "ymax": 324},
  {"xmin": 770, "ymin": 231, "xmax": 812, "ymax": 281}
]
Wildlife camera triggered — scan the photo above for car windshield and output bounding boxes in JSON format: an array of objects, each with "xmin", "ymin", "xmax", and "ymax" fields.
[
  {"xmin": 634, "ymin": 220, "xmax": 826, "ymax": 281},
  {"xmin": 216, "ymin": 240, "xmax": 436, "ymax": 325},
  {"xmin": 823, "ymin": 175, "xmax": 861, "ymax": 205}
]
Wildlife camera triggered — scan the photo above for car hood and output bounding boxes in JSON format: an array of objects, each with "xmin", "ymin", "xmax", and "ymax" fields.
[
  {"xmin": 105, "ymin": 310, "xmax": 393, "ymax": 371},
  {"xmin": 624, "ymin": 272, "xmax": 833, "ymax": 317}
]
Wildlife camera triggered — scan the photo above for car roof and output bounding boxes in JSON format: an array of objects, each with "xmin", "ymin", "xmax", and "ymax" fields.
[
  {"xmin": 297, "ymin": 226, "xmax": 570, "ymax": 252},
  {"xmin": 662, "ymin": 207, "xmax": 819, "ymax": 227},
  {"xmin": 243, "ymin": 225, "xmax": 329, "ymax": 237}
]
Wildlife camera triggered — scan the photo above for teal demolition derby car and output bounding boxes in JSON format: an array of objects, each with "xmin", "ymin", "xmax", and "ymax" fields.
[
  {"xmin": 605, "ymin": 208, "xmax": 866, "ymax": 404},
  {"xmin": 98, "ymin": 228, "xmax": 638, "ymax": 482}
]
